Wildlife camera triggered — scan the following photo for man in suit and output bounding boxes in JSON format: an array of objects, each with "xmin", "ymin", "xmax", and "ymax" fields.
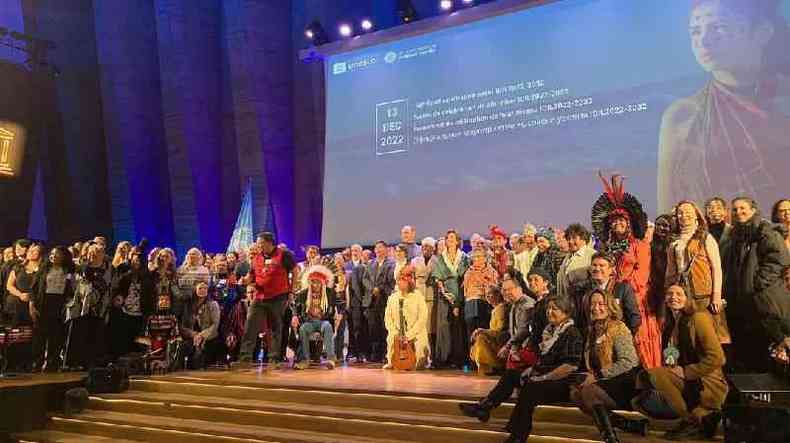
[
  {"xmin": 366, "ymin": 241, "xmax": 395, "ymax": 363},
  {"xmin": 345, "ymin": 244, "xmax": 370, "ymax": 362}
]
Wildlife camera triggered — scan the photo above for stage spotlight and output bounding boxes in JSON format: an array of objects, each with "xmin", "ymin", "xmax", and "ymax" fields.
[
  {"xmin": 439, "ymin": 0, "xmax": 454, "ymax": 11},
  {"xmin": 397, "ymin": 0, "xmax": 419, "ymax": 24},
  {"xmin": 338, "ymin": 23, "xmax": 353, "ymax": 38},
  {"xmin": 360, "ymin": 19, "xmax": 374, "ymax": 32},
  {"xmin": 462, "ymin": 0, "xmax": 475, "ymax": 5},
  {"xmin": 304, "ymin": 20, "xmax": 329, "ymax": 45}
]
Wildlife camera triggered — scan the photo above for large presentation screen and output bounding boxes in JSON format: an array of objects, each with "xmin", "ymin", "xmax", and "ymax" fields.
[{"xmin": 322, "ymin": 0, "xmax": 790, "ymax": 248}]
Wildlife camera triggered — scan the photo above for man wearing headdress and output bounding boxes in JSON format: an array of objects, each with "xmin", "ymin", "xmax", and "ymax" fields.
[
  {"xmin": 292, "ymin": 265, "xmax": 344, "ymax": 370},
  {"xmin": 592, "ymin": 173, "xmax": 661, "ymax": 368},
  {"xmin": 658, "ymin": 0, "xmax": 790, "ymax": 213}
]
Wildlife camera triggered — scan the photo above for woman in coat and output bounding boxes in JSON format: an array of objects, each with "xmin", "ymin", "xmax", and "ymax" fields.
[
  {"xmin": 431, "ymin": 229, "xmax": 470, "ymax": 369},
  {"xmin": 646, "ymin": 285, "xmax": 728, "ymax": 441}
]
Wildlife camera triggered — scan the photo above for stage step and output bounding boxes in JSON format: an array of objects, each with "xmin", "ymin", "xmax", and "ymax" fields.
[
  {"xmin": 14, "ymin": 370, "xmax": 718, "ymax": 443},
  {"xmin": 13, "ymin": 429, "xmax": 140, "ymax": 443},
  {"xmin": 129, "ymin": 377, "xmax": 676, "ymax": 431},
  {"xmin": 46, "ymin": 410, "xmax": 595, "ymax": 443}
]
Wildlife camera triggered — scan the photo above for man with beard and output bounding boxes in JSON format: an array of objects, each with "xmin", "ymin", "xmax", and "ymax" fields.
[{"xmin": 723, "ymin": 197, "xmax": 789, "ymax": 372}]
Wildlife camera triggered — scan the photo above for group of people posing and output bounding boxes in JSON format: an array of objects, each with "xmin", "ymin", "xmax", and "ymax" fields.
[{"xmin": 2, "ymin": 175, "xmax": 790, "ymax": 442}]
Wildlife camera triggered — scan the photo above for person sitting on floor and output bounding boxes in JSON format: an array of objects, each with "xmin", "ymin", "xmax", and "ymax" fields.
[
  {"xmin": 570, "ymin": 289, "xmax": 645, "ymax": 443},
  {"xmin": 502, "ymin": 295, "xmax": 583, "ymax": 443},
  {"xmin": 384, "ymin": 265, "xmax": 430, "ymax": 370},
  {"xmin": 179, "ymin": 281, "xmax": 222, "ymax": 369},
  {"xmin": 292, "ymin": 265, "xmax": 343, "ymax": 370},
  {"xmin": 642, "ymin": 284, "xmax": 727, "ymax": 441},
  {"xmin": 469, "ymin": 286, "xmax": 508, "ymax": 375}
]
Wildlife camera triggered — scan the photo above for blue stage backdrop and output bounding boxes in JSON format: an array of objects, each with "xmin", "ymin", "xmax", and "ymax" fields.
[{"xmin": 321, "ymin": 0, "xmax": 790, "ymax": 248}]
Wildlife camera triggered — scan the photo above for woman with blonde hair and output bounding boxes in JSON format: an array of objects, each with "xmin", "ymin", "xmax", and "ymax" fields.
[{"xmin": 571, "ymin": 289, "xmax": 644, "ymax": 443}]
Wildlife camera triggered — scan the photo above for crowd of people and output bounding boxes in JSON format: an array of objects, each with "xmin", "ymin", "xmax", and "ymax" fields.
[{"xmin": 1, "ymin": 175, "xmax": 789, "ymax": 442}]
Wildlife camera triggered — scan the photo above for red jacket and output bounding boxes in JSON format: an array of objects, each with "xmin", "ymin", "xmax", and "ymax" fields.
[{"xmin": 251, "ymin": 247, "xmax": 292, "ymax": 300}]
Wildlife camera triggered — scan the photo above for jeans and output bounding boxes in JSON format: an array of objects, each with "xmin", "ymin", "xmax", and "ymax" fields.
[
  {"xmin": 239, "ymin": 294, "xmax": 288, "ymax": 361},
  {"xmin": 298, "ymin": 320, "xmax": 335, "ymax": 361}
]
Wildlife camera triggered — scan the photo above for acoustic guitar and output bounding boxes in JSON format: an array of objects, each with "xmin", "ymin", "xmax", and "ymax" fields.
[{"xmin": 392, "ymin": 298, "xmax": 417, "ymax": 371}]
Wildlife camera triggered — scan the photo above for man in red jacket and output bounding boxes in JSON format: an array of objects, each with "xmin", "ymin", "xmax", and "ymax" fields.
[{"xmin": 238, "ymin": 232, "xmax": 296, "ymax": 368}]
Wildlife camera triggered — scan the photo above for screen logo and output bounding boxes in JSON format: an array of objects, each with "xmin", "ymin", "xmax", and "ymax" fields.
[
  {"xmin": 0, "ymin": 121, "xmax": 26, "ymax": 178},
  {"xmin": 332, "ymin": 62, "xmax": 348, "ymax": 75},
  {"xmin": 384, "ymin": 51, "xmax": 398, "ymax": 64}
]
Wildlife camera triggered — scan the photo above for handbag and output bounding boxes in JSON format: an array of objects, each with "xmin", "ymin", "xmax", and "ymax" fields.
[
  {"xmin": 392, "ymin": 298, "xmax": 417, "ymax": 371},
  {"xmin": 506, "ymin": 346, "xmax": 538, "ymax": 371}
]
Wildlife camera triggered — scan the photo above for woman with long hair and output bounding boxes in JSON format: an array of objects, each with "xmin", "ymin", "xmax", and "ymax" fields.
[
  {"xmin": 571, "ymin": 289, "xmax": 644, "ymax": 443},
  {"xmin": 666, "ymin": 201, "xmax": 730, "ymax": 345},
  {"xmin": 180, "ymin": 281, "xmax": 222, "ymax": 369},
  {"xmin": 6, "ymin": 242, "xmax": 44, "ymax": 326},
  {"xmin": 644, "ymin": 285, "xmax": 727, "ymax": 440},
  {"xmin": 31, "ymin": 246, "xmax": 75, "ymax": 371}
]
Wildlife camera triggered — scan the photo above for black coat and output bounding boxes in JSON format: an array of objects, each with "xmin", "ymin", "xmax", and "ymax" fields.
[
  {"xmin": 723, "ymin": 216, "xmax": 789, "ymax": 315},
  {"xmin": 365, "ymin": 259, "xmax": 395, "ymax": 309}
]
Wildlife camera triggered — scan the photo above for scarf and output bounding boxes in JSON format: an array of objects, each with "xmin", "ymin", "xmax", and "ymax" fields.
[
  {"xmin": 539, "ymin": 318, "xmax": 575, "ymax": 355},
  {"xmin": 695, "ymin": 78, "xmax": 778, "ymax": 198},
  {"xmin": 672, "ymin": 218, "xmax": 700, "ymax": 272},
  {"xmin": 442, "ymin": 249, "xmax": 462, "ymax": 276}
]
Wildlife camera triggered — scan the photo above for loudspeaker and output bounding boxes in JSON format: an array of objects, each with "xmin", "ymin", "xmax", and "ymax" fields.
[
  {"xmin": 63, "ymin": 387, "xmax": 89, "ymax": 416},
  {"xmin": 86, "ymin": 364, "xmax": 129, "ymax": 394},
  {"xmin": 723, "ymin": 404, "xmax": 790, "ymax": 443}
]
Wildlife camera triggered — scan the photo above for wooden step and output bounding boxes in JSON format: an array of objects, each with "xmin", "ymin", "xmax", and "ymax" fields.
[
  {"xmin": 13, "ymin": 429, "xmax": 141, "ymax": 443},
  {"xmin": 129, "ymin": 377, "xmax": 671, "ymax": 430},
  {"xmin": 50, "ymin": 409, "xmax": 600, "ymax": 443},
  {"xmin": 86, "ymin": 393, "xmax": 683, "ymax": 443}
]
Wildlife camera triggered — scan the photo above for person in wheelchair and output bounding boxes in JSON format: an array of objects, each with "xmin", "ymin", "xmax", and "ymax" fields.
[{"xmin": 291, "ymin": 265, "xmax": 344, "ymax": 370}]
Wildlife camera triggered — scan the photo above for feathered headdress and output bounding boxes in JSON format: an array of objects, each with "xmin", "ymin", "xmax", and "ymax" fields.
[
  {"xmin": 489, "ymin": 224, "xmax": 508, "ymax": 240},
  {"xmin": 300, "ymin": 264, "xmax": 335, "ymax": 290},
  {"xmin": 591, "ymin": 171, "xmax": 648, "ymax": 241}
]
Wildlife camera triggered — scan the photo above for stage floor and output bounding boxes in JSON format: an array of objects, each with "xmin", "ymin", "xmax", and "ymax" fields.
[
  {"xmin": 0, "ymin": 371, "xmax": 84, "ymax": 390},
  {"xmin": 162, "ymin": 364, "xmax": 498, "ymax": 399}
]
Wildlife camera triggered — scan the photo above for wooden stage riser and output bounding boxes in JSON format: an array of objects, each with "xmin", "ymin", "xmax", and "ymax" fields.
[
  {"xmin": 45, "ymin": 417, "xmax": 278, "ymax": 443},
  {"xmin": 130, "ymin": 378, "xmax": 663, "ymax": 430}
]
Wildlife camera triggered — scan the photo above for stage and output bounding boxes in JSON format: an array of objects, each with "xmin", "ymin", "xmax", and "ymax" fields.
[
  {"xmin": 11, "ymin": 365, "xmax": 718, "ymax": 443},
  {"xmin": 0, "ymin": 372, "xmax": 85, "ymax": 438}
]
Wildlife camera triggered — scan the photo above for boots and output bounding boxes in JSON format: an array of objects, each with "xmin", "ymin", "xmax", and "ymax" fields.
[
  {"xmin": 610, "ymin": 412, "xmax": 649, "ymax": 436},
  {"xmin": 591, "ymin": 405, "xmax": 621, "ymax": 443},
  {"xmin": 458, "ymin": 398, "xmax": 493, "ymax": 423}
]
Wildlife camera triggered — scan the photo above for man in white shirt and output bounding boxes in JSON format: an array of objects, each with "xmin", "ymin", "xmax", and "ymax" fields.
[{"xmin": 556, "ymin": 223, "xmax": 596, "ymax": 299}]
